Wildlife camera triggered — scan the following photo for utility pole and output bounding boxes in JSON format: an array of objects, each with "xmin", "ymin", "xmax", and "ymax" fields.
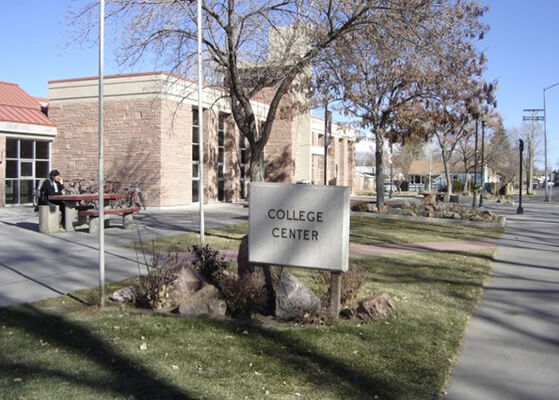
[
  {"xmin": 543, "ymin": 83, "xmax": 559, "ymax": 202},
  {"xmin": 522, "ymin": 109, "xmax": 544, "ymax": 196}
]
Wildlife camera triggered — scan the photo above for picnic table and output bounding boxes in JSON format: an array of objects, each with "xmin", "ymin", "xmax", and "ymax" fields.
[{"xmin": 48, "ymin": 193, "xmax": 134, "ymax": 232}]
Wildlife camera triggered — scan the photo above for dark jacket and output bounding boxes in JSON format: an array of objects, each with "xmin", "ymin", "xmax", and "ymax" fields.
[{"xmin": 39, "ymin": 179, "xmax": 65, "ymax": 205}]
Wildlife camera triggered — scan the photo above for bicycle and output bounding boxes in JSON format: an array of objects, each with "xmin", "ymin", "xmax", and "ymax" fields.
[
  {"xmin": 32, "ymin": 180, "xmax": 45, "ymax": 211},
  {"xmin": 119, "ymin": 183, "xmax": 146, "ymax": 210}
]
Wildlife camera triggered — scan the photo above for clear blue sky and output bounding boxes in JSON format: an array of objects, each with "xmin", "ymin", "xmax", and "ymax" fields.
[{"xmin": 2, "ymin": 0, "xmax": 559, "ymax": 169}]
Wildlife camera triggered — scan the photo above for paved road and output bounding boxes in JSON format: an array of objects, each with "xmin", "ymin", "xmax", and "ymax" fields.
[
  {"xmin": 0, "ymin": 203, "xmax": 248, "ymax": 308},
  {"xmin": 447, "ymin": 194, "xmax": 559, "ymax": 399}
]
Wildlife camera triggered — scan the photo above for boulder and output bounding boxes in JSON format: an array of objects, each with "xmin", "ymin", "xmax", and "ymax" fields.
[
  {"xmin": 366, "ymin": 203, "xmax": 377, "ymax": 213},
  {"xmin": 352, "ymin": 293, "xmax": 395, "ymax": 321},
  {"xmin": 178, "ymin": 284, "xmax": 227, "ymax": 317},
  {"xmin": 168, "ymin": 266, "xmax": 206, "ymax": 308},
  {"xmin": 109, "ymin": 286, "xmax": 137, "ymax": 303},
  {"xmin": 274, "ymin": 270, "xmax": 321, "ymax": 320},
  {"xmin": 452, "ymin": 213, "xmax": 462, "ymax": 220},
  {"xmin": 237, "ymin": 236, "xmax": 275, "ymax": 314}
]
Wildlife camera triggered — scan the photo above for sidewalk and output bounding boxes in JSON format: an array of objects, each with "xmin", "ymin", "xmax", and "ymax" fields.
[
  {"xmin": 0, "ymin": 203, "xmax": 248, "ymax": 308},
  {"xmin": 446, "ymin": 194, "xmax": 559, "ymax": 399}
]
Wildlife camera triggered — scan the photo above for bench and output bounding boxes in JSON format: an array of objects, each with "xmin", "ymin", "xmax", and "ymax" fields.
[{"xmin": 79, "ymin": 207, "xmax": 140, "ymax": 234}]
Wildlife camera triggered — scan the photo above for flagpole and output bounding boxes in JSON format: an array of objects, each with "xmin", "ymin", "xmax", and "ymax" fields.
[
  {"xmin": 98, "ymin": 0, "xmax": 105, "ymax": 308},
  {"xmin": 197, "ymin": 0, "xmax": 205, "ymax": 244}
]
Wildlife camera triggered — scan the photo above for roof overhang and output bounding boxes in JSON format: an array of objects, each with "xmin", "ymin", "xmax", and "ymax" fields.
[{"xmin": 0, "ymin": 121, "xmax": 57, "ymax": 137}]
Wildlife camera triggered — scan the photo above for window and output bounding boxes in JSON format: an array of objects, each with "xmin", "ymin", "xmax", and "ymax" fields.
[
  {"xmin": 192, "ymin": 108, "xmax": 200, "ymax": 202},
  {"xmin": 217, "ymin": 113, "xmax": 227, "ymax": 201},
  {"xmin": 240, "ymin": 136, "xmax": 248, "ymax": 199},
  {"xmin": 5, "ymin": 138, "xmax": 50, "ymax": 205}
]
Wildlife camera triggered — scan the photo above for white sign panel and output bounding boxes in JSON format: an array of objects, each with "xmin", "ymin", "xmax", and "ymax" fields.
[{"xmin": 249, "ymin": 183, "xmax": 349, "ymax": 271}]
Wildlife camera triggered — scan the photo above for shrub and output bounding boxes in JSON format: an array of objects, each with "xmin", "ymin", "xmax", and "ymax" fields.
[
  {"xmin": 400, "ymin": 180, "xmax": 409, "ymax": 192},
  {"xmin": 317, "ymin": 265, "xmax": 369, "ymax": 308},
  {"xmin": 136, "ymin": 252, "xmax": 184, "ymax": 310},
  {"xmin": 189, "ymin": 244, "xmax": 228, "ymax": 286},
  {"xmin": 218, "ymin": 273, "xmax": 269, "ymax": 319},
  {"xmin": 351, "ymin": 202, "xmax": 371, "ymax": 212}
]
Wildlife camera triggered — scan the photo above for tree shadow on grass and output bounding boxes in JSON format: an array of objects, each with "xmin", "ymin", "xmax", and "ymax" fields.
[
  {"xmin": 0, "ymin": 305, "xmax": 195, "ymax": 400},
  {"xmin": 201, "ymin": 318, "xmax": 415, "ymax": 400}
]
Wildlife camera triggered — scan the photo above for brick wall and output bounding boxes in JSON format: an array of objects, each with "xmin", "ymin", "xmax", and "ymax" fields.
[
  {"xmin": 49, "ymin": 98, "xmax": 163, "ymax": 206},
  {"xmin": 265, "ymin": 117, "xmax": 295, "ymax": 183},
  {"xmin": 160, "ymin": 100, "xmax": 190, "ymax": 206}
]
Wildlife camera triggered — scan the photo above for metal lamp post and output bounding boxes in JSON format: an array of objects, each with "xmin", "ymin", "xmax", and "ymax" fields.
[
  {"xmin": 543, "ymin": 83, "xmax": 559, "ymax": 202},
  {"xmin": 479, "ymin": 120, "xmax": 485, "ymax": 207},
  {"xmin": 472, "ymin": 119, "xmax": 479, "ymax": 208},
  {"xmin": 517, "ymin": 139, "xmax": 524, "ymax": 215}
]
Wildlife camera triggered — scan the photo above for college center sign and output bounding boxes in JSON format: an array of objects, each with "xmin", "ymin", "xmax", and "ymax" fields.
[{"xmin": 249, "ymin": 183, "xmax": 350, "ymax": 272}]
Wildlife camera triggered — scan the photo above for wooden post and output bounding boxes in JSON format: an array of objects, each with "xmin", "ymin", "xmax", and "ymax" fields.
[{"xmin": 329, "ymin": 271, "xmax": 342, "ymax": 318}]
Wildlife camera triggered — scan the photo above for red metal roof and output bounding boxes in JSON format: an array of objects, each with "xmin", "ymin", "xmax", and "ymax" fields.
[{"xmin": 0, "ymin": 81, "xmax": 54, "ymax": 127}]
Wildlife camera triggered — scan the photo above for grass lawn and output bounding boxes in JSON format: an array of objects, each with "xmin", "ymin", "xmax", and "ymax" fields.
[
  {"xmin": 126, "ymin": 215, "xmax": 503, "ymax": 254},
  {"xmin": 0, "ymin": 217, "xmax": 501, "ymax": 400}
]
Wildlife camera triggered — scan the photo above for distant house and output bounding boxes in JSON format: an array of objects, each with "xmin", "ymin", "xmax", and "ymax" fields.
[
  {"xmin": 0, "ymin": 81, "xmax": 57, "ymax": 206},
  {"xmin": 407, "ymin": 159, "xmax": 494, "ymax": 192},
  {"xmin": 353, "ymin": 166, "xmax": 376, "ymax": 192}
]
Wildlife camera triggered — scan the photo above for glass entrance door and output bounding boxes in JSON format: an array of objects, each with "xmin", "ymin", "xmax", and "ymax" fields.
[{"xmin": 5, "ymin": 138, "xmax": 50, "ymax": 205}]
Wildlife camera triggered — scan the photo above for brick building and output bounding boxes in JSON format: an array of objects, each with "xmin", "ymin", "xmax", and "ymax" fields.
[
  {"xmin": 1, "ymin": 72, "xmax": 356, "ymax": 207},
  {"xmin": 44, "ymin": 72, "xmax": 356, "ymax": 208}
]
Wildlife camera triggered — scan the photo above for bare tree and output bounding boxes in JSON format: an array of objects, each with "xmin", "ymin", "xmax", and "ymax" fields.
[
  {"xmin": 313, "ymin": 0, "xmax": 488, "ymax": 207},
  {"xmin": 69, "ymin": 0, "xmax": 397, "ymax": 182},
  {"xmin": 456, "ymin": 110, "xmax": 503, "ymax": 189}
]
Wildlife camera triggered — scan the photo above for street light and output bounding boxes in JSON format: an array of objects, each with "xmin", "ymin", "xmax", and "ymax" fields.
[
  {"xmin": 517, "ymin": 139, "xmax": 524, "ymax": 215},
  {"xmin": 472, "ymin": 118, "xmax": 478, "ymax": 208},
  {"xmin": 543, "ymin": 82, "xmax": 559, "ymax": 202},
  {"xmin": 479, "ymin": 120, "xmax": 485, "ymax": 207}
]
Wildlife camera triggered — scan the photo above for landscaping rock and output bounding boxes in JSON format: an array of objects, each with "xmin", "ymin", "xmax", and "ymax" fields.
[
  {"xmin": 237, "ymin": 235, "xmax": 275, "ymax": 313},
  {"xmin": 168, "ymin": 266, "xmax": 206, "ymax": 307},
  {"xmin": 109, "ymin": 286, "xmax": 137, "ymax": 303},
  {"xmin": 452, "ymin": 213, "xmax": 461, "ymax": 220},
  {"xmin": 274, "ymin": 270, "xmax": 320, "ymax": 320},
  {"xmin": 366, "ymin": 203, "xmax": 377, "ymax": 213},
  {"xmin": 353, "ymin": 293, "xmax": 395, "ymax": 321},
  {"xmin": 177, "ymin": 284, "xmax": 227, "ymax": 317}
]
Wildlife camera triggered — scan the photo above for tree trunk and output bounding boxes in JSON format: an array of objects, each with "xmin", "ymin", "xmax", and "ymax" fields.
[
  {"xmin": 441, "ymin": 154, "xmax": 452, "ymax": 202},
  {"xmin": 249, "ymin": 146, "xmax": 265, "ymax": 183},
  {"xmin": 375, "ymin": 131, "xmax": 385, "ymax": 208}
]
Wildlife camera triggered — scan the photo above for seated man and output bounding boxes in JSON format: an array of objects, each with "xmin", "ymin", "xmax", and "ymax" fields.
[{"xmin": 39, "ymin": 170, "xmax": 67, "ymax": 228}]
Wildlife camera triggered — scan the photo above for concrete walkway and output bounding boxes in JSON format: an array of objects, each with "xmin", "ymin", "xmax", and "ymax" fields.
[
  {"xmin": 446, "ymin": 194, "xmax": 559, "ymax": 399},
  {"xmin": 0, "ymin": 203, "xmax": 248, "ymax": 308}
]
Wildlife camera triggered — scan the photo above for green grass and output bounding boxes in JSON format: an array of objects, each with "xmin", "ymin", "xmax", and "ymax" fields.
[
  {"xmin": 127, "ymin": 216, "xmax": 503, "ymax": 254},
  {"xmin": 0, "ymin": 218, "xmax": 501, "ymax": 400}
]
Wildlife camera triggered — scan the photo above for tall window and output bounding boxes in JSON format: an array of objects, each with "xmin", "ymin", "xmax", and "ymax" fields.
[
  {"xmin": 217, "ymin": 113, "xmax": 227, "ymax": 201},
  {"xmin": 5, "ymin": 138, "xmax": 50, "ymax": 204},
  {"xmin": 192, "ymin": 108, "xmax": 200, "ymax": 202},
  {"xmin": 240, "ymin": 136, "xmax": 248, "ymax": 199}
]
